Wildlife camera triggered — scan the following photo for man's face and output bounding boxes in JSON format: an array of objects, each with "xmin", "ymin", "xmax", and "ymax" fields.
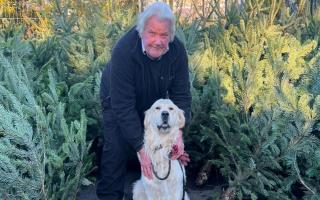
[{"xmin": 141, "ymin": 16, "xmax": 171, "ymax": 59}]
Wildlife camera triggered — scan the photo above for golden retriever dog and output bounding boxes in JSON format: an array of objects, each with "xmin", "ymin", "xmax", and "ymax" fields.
[{"xmin": 133, "ymin": 99, "xmax": 189, "ymax": 200}]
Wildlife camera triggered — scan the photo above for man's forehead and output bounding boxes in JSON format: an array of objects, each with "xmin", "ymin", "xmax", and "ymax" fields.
[{"xmin": 145, "ymin": 17, "xmax": 171, "ymax": 30}]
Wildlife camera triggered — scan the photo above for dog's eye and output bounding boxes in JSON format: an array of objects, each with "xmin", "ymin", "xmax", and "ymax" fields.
[
  {"xmin": 155, "ymin": 106, "xmax": 160, "ymax": 110},
  {"xmin": 169, "ymin": 107, "xmax": 173, "ymax": 110}
]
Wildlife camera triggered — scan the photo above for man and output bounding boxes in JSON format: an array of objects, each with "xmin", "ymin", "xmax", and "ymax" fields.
[{"xmin": 97, "ymin": 2, "xmax": 191, "ymax": 200}]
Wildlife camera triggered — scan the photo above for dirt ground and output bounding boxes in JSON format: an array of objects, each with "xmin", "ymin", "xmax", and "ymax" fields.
[
  {"xmin": 77, "ymin": 184, "xmax": 218, "ymax": 200},
  {"xmin": 79, "ymin": 148, "xmax": 223, "ymax": 200},
  {"xmin": 77, "ymin": 171, "xmax": 220, "ymax": 200}
]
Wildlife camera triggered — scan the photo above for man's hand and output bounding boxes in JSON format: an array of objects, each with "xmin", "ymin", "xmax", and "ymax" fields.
[
  {"xmin": 171, "ymin": 130, "xmax": 190, "ymax": 166},
  {"xmin": 171, "ymin": 130, "xmax": 184, "ymax": 159},
  {"xmin": 178, "ymin": 151, "xmax": 190, "ymax": 166},
  {"xmin": 138, "ymin": 148, "xmax": 153, "ymax": 180}
]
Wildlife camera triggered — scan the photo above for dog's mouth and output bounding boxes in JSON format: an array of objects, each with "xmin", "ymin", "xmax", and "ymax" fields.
[{"xmin": 157, "ymin": 123, "xmax": 171, "ymax": 132}]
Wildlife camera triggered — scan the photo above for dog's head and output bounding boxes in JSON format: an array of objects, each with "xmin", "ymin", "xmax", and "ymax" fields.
[{"xmin": 144, "ymin": 99, "xmax": 185, "ymax": 134}]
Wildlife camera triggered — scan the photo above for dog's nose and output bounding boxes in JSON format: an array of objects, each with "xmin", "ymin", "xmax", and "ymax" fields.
[{"xmin": 161, "ymin": 111, "xmax": 169, "ymax": 122}]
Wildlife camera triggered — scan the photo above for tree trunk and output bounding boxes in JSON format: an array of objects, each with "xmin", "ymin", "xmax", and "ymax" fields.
[
  {"xmin": 169, "ymin": 0, "xmax": 174, "ymax": 9},
  {"xmin": 195, "ymin": 160, "xmax": 213, "ymax": 186},
  {"xmin": 225, "ymin": 0, "xmax": 228, "ymax": 15},
  {"xmin": 139, "ymin": 0, "xmax": 144, "ymax": 12},
  {"xmin": 221, "ymin": 187, "xmax": 236, "ymax": 200},
  {"xmin": 311, "ymin": 0, "xmax": 317, "ymax": 16}
]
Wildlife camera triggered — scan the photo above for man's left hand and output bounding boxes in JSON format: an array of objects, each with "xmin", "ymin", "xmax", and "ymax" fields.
[
  {"xmin": 171, "ymin": 130, "xmax": 190, "ymax": 166},
  {"xmin": 178, "ymin": 151, "xmax": 190, "ymax": 166}
]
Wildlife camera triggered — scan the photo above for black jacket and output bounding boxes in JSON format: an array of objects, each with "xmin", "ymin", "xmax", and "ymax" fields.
[{"xmin": 100, "ymin": 27, "xmax": 191, "ymax": 151}]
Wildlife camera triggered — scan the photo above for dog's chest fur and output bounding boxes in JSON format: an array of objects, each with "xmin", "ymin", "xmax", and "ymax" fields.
[
  {"xmin": 144, "ymin": 128, "xmax": 178, "ymax": 162},
  {"xmin": 141, "ymin": 128, "xmax": 186, "ymax": 199}
]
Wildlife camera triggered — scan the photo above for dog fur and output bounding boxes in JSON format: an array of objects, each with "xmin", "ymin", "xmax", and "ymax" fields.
[{"xmin": 132, "ymin": 99, "xmax": 189, "ymax": 200}]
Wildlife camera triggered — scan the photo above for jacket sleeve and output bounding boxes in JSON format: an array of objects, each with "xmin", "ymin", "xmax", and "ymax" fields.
[
  {"xmin": 168, "ymin": 43, "xmax": 192, "ymax": 125},
  {"xmin": 109, "ymin": 46, "xmax": 144, "ymax": 152}
]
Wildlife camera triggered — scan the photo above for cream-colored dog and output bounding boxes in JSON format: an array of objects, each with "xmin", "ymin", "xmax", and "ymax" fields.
[{"xmin": 133, "ymin": 99, "xmax": 189, "ymax": 200}]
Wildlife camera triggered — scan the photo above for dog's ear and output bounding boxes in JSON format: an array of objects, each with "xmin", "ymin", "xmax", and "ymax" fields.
[
  {"xmin": 144, "ymin": 109, "xmax": 151, "ymax": 129},
  {"xmin": 178, "ymin": 108, "xmax": 185, "ymax": 129}
]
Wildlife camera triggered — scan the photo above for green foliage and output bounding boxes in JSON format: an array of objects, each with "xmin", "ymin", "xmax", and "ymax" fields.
[
  {"xmin": 0, "ymin": 1, "xmax": 139, "ymax": 198},
  {"xmin": 188, "ymin": 3, "xmax": 320, "ymax": 198},
  {"xmin": 0, "ymin": 78, "xmax": 44, "ymax": 200},
  {"xmin": 27, "ymin": 0, "xmax": 111, "ymax": 139},
  {"xmin": 41, "ymin": 70, "xmax": 94, "ymax": 199},
  {"xmin": 0, "ymin": 22, "xmax": 93, "ymax": 199},
  {"xmin": 2, "ymin": 0, "xmax": 320, "ymax": 199},
  {"xmin": 176, "ymin": 20, "xmax": 203, "ymax": 56}
]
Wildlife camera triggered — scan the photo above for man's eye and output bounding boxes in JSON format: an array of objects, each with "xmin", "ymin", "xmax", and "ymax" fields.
[{"xmin": 161, "ymin": 34, "xmax": 169, "ymax": 38}]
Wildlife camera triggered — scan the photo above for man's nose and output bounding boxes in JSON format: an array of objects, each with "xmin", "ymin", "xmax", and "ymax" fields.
[
  {"xmin": 154, "ymin": 36, "xmax": 162, "ymax": 44},
  {"xmin": 161, "ymin": 111, "xmax": 169, "ymax": 122}
]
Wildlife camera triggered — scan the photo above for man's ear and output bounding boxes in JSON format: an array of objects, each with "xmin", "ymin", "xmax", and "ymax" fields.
[{"xmin": 178, "ymin": 109, "xmax": 185, "ymax": 129}]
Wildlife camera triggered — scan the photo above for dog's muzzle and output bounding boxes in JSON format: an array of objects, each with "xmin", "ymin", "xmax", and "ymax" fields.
[
  {"xmin": 161, "ymin": 111, "xmax": 169, "ymax": 123},
  {"xmin": 157, "ymin": 111, "xmax": 170, "ymax": 131}
]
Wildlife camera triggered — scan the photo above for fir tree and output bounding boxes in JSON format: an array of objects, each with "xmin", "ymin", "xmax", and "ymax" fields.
[
  {"xmin": 188, "ymin": 8, "xmax": 320, "ymax": 199},
  {"xmin": 0, "ymin": 26, "xmax": 93, "ymax": 199}
]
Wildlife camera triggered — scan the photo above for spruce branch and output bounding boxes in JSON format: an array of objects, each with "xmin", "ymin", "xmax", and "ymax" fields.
[{"xmin": 293, "ymin": 152, "xmax": 315, "ymax": 195}]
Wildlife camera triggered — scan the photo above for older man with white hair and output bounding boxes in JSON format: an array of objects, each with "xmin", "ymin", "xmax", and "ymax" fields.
[{"xmin": 97, "ymin": 2, "xmax": 191, "ymax": 199}]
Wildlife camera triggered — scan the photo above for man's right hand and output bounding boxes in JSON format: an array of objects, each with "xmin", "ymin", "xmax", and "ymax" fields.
[{"xmin": 138, "ymin": 148, "xmax": 153, "ymax": 180}]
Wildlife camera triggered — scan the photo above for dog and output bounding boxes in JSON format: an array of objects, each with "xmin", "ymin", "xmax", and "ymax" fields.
[{"xmin": 133, "ymin": 99, "xmax": 189, "ymax": 200}]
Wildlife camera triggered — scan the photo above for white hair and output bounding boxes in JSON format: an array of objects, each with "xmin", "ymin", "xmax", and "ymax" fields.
[{"xmin": 136, "ymin": 2, "xmax": 176, "ymax": 42}]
